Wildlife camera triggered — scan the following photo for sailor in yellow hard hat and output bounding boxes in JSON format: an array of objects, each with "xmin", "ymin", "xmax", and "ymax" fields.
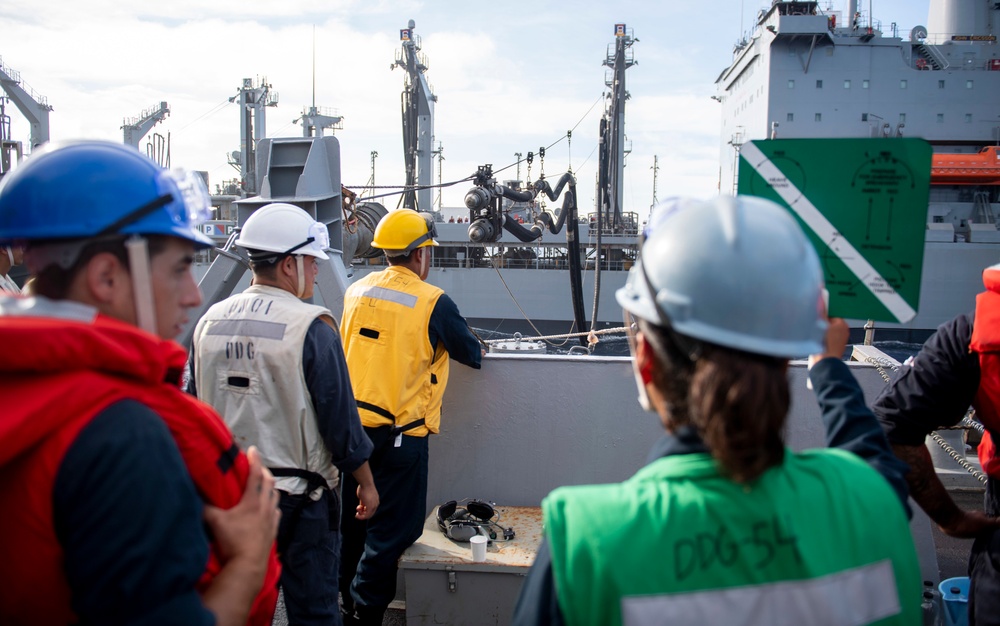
[{"xmin": 339, "ymin": 208, "xmax": 484, "ymax": 625}]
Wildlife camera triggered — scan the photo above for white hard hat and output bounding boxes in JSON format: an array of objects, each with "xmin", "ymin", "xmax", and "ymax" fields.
[
  {"xmin": 616, "ymin": 195, "xmax": 826, "ymax": 359},
  {"xmin": 235, "ymin": 203, "xmax": 330, "ymax": 260}
]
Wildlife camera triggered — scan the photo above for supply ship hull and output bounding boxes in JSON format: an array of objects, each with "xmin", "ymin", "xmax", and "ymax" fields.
[{"xmin": 717, "ymin": 0, "xmax": 1000, "ymax": 341}]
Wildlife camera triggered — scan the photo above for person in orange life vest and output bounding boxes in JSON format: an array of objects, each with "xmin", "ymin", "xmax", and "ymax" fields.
[
  {"xmin": 874, "ymin": 263, "xmax": 1000, "ymax": 625},
  {"xmin": 0, "ymin": 140, "xmax": 281, "ymax": 626},
  {"xmin": 0, "ymin": 245, "xmax": 23, "ymax": 294}
]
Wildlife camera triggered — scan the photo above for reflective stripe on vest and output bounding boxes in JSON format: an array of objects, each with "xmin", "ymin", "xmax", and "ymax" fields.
[
  {"xmin": 354, "ymin": 284, "xmax": 419, "ymax": 308},
  {"xmin": 621, "ymin": 560, "xmax": 899, "ymax": 626},
  {"xmin": 544, "ymin": 450, "xmax": 920, "ymax": 626}
]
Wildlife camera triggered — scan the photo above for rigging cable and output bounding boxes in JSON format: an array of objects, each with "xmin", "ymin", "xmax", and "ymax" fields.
[
  {"xmin": 175, "ymin": 99, "xmax": 233, "ymax": 133},
  {"xmin": 349, "ymin": 175, "xmax": 475, "ymax": 203},
  {"xmin": 478, "ymin": 242, "xmax": 573, "ymax": 347},
  {"xmin": 858, "ymin": 350, "xmax": 987, "ymax": 484},
  {"xmin": 492, "ymin": 93, "xmax": 605, "ymax": 178}
]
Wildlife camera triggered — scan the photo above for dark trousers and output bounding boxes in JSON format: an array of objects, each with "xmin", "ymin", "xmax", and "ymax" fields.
[
  {"xmin": 340, "ymin": 428, "xmax": 428, "ymax": 619},
  {"xmin": 278, "ymin": 490, "xmax": 342, "ymax": 626}
]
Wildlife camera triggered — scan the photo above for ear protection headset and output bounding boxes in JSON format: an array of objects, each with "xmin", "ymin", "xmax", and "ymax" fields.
[{"xmin": 437, "ymin": 499, "xmax": 516, "ymax": 542}]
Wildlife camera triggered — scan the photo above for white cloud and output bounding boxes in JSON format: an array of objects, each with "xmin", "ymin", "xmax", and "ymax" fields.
[{"xmin": 2, "ymin": 0, "xmax": 932, "ymax": 211}]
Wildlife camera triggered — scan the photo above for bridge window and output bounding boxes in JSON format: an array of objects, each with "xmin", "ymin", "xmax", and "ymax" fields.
[
  {"xmin": 815, "ymin": 113, "xmax": 822, "ymax": 122},
  {"xmin": 966, "ymin": 113, "xmax": 973, "ymax": 123},
  {"xmin": 861, "ymin": 113, "xmax": 869, "ymax": 121},
  {"xmin": 862, "ymin": 79, "xmax": 870, "ymax": 89},
  {"xmin": 967, "ymin": 80, "xmax": 974, "ymax": 89},
  {"xmin": 844, "ymin": 80, "xmax": 851, "ymax": 89},
  {"xmin": 787, "ymin": 113, "xmax": 795, "ymax": 122},
  {"xmin": 816, "ymin": 79, "xmax": 823, "ymax": 88},
  {"xmin": 788, "ymin": 79, "xmax": 795, "ymax": 89},
  {"xmin": 938, "ymin": 80, "xmax": 946, "ymax": 89},
  {"xmin": 899, "ymin": 113, "xmax": 906, "ymax": 123},
  {"xmin": 937, "ymin": 113, "xmax": 945, "ymax": 123},
  {"xmin": 900, "ymin": 79, "xmax": 908, "ymax": 89}
]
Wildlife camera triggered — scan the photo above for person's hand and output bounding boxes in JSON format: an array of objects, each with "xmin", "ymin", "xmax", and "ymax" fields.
[
  {"xmin": 203, "ymin": 446, "xmax": 281, "ymax": 571},
  {"xmin": 355, "ymin": 481, "xmax": 380, "ymax": 520},
  {"xmin": 808, "ymin": 318, "xmax": 850, "ymax": 367},
  {"xmin": 939, "ymin": 509, "xmax": 1000, "ymax": 539}
]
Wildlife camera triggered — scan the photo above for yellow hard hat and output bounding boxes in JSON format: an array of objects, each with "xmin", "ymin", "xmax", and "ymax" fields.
[{"xmin": 372, "ymin": 209, "xmax": 439, "ymax": 254}]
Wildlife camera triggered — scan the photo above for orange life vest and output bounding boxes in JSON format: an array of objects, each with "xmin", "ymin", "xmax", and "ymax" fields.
[
  {"xmin": 0, "ymin": 312, "xmax": 280, "ymax": 625},
  {"xmin": 971, "ymin": 265, "xmax": 1000, "ymax": 478}
]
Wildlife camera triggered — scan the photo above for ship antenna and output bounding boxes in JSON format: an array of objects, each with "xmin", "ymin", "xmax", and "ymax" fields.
[
  {"xmin": 312, "ymin": 25, "xmax": 316, "ymax": 109},
  {"xmin": 740, "ymin": 0, "xmax": 744, "ymax": 41},
  {"xmin": 566, "ymin": 130, "xmax": 573, "ymax": 173},
  {"xmin": 651, "ymin": 155, "xmax": 659, "ymax": 208}
]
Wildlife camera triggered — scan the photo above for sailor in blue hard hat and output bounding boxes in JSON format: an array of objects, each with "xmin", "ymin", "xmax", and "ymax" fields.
[
  {"xmin": 0, "ymin": 140, "xmax": 282, "ymax": 624},
  {"xmin": 0, "ymin": 139, "xmax": 215, "ymax": 338}
]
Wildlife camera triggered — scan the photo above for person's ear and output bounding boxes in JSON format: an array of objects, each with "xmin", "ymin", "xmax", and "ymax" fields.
[{"xmin": 85, "ymin": 252, "xmax": 125, "ymax": 304}]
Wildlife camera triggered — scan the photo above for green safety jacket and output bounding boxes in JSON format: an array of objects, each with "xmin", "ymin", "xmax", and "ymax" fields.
[{"xmin": 544, "ymin": 449, "xmax": 920, "ymax": 626}]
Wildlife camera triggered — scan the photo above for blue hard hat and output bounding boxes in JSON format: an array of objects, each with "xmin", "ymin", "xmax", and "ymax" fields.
[
  {"xmin": 0, "ymin": 140, "xmax": 213, "ymax": 248},
  {"xmin": 616, "ymin": 195, "xmax": 827, "ymax": 359}
]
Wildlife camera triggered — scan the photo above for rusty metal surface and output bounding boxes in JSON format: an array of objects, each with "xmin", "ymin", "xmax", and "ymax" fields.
[{"xmin": 399, "ymin": 506, "xmax": 543, "ymax": 572}]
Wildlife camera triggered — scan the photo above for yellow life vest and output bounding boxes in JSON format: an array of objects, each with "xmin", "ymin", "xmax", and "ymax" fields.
[{"xmin": 341, "ymin": 265, "xmax": 447, "ymax": 436}]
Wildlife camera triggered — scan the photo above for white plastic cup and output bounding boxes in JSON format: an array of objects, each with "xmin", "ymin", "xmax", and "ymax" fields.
[{"xmin": 470, "ymin": 534, "xmax": 488, "ymax": 562}]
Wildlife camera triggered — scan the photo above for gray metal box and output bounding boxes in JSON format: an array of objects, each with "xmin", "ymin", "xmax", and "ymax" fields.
[{"xmin": 399, "ymin": 506, "xmax": 542, "ymax": 625}]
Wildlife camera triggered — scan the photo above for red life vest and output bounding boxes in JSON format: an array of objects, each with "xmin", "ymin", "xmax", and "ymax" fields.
[
  {"xmin": 971, "ymin": 265, "xmax": 1000, "ymax": 478},
  {"xmin": 0, "ymin": 312, "xmax": 280, "ymax": 625}
]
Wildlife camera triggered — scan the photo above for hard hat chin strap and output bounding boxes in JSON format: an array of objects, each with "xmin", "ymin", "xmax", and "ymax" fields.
[
  {"xmin": 295, "ymin": 255, "xmax": 305, "ymax": 298},
  {"xmin": 125, "ymin": 236, "xmax": 158, "ymax": 336}
]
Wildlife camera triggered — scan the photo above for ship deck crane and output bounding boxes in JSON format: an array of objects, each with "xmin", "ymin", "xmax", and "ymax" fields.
[
  {"xmin": 122, "ymin": 101, "xmax": 169, "ymax": 148},
  {"xmin": 0, "ymin": 55, "xmax": 52, "ymax": 174}
]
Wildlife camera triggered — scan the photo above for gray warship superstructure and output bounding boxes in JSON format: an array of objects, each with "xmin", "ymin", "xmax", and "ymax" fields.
[{"xmin": 718, "ymin": 0, "xmax": 1000, "ymax": 340}]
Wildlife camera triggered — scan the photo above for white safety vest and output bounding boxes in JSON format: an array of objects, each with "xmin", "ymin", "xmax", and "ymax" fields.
[{"xmin": 193, "ymin": 284, "xmax": 338, "ymax": 497}]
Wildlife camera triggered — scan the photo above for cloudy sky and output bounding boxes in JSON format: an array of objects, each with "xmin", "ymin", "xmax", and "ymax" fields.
[{"xmin": 3, "ymin": 0, "xmax": 928, "ymax": 219}]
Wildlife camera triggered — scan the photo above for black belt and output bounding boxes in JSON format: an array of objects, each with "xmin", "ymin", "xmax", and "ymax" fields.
[
  {"xmin": 269, "ymin": 467, "xmax": 332, "ymax": 554},
  {"xmin": 391, "ymin": 418, "xmax": 426, "ymax": 436},
  {"xmin": 356, "ymin": 400, "xmax": 426, "ymax": 436}
]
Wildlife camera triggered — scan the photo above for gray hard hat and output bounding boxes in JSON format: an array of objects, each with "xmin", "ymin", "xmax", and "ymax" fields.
[{"xmin": 615, "ymin": 195, "xmax": 827, "ymax": 359}]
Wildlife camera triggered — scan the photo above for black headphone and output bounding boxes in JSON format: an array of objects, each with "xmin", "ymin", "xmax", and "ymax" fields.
[{"xmin": 437, "ymin": 500, "xmax": 515, "ymax": 542}]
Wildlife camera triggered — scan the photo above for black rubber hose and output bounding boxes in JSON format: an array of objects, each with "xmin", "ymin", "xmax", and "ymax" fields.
[
  {"xmin": 562, "ymin": 189, "xmax": 588, "ymax": 345},
  {"xmin": 496, "ymin": 185, "xmax": 535, "ymax": 203},
  {"xmin": 501, "ymin": 216, "xmax": 543, "ymax": 242}
]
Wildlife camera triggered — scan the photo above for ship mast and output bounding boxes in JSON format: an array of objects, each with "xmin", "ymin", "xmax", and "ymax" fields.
[
  {"xmin": 296, "ymin": 28, "xmax": 344, "ymax": 138},
  {"xmin": 227, "ymin": 78, "xmax": 278, "ymax": 196},
  {"xmin": 598, "ymin": 24, "xmax": 636, "ymax": 233},
  {"xmin": 394, "ymin": 20, "xmax": 437, "ymax": 212}
]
